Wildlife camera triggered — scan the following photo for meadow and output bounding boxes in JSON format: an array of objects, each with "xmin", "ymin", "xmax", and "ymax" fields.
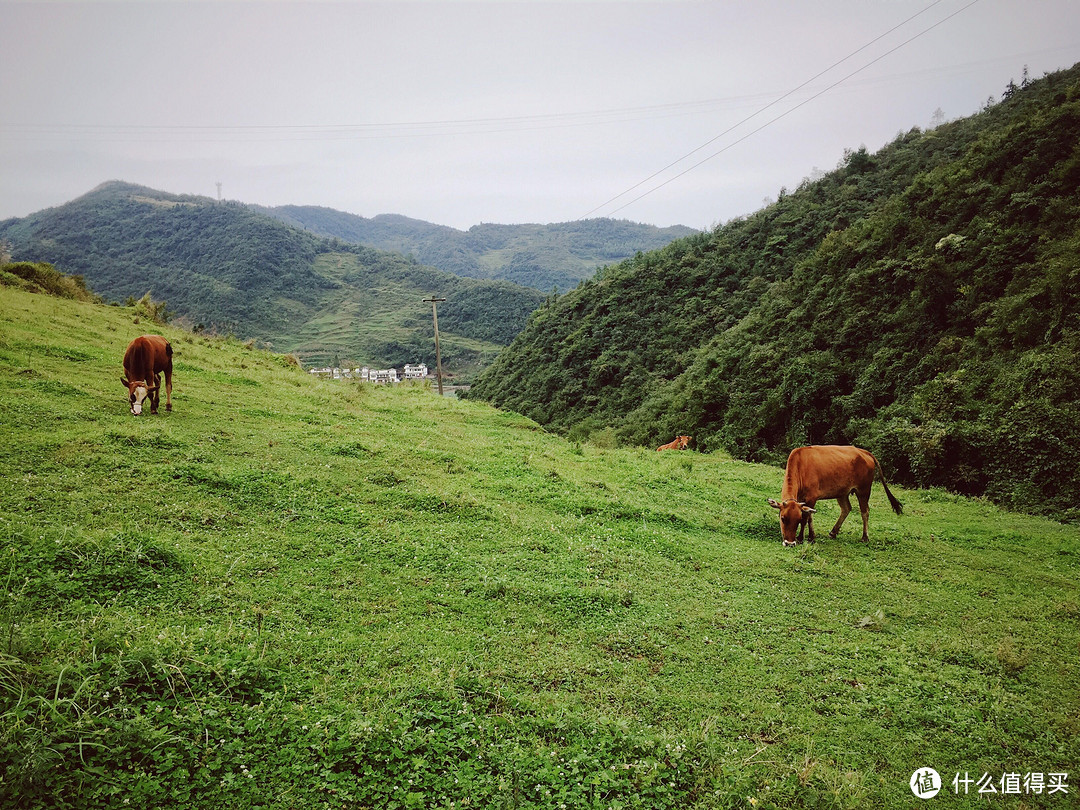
[{"xmin": 1, "ymin": 285, "xmax": 1077, "ymax": 809}]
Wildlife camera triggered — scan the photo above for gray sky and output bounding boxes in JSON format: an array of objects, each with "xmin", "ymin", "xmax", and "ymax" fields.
[{"xmin": 2, "ymin": 0, "xmax": 1079, "ymax": 231}]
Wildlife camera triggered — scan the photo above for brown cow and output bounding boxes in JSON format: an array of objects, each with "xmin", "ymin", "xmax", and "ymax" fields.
[
  {"xmin": 657, "ymin": 435, "xmax": 691, "ymax": 452},
  {"xmin": 767, "ymin": 445, "xmax": 901, "ymax": 546},
  {"xmin": 121, "ymin": 335, "xmax": 173, "ymax": 415}
]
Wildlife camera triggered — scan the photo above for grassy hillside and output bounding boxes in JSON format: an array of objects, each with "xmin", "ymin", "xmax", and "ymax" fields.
[
  {"xmin": 2, "ymin": 285, "xmax": 1077, "ymax": 808},
  {"xmin": 0, "ymin": 183, "xmax": 546, "ymax": 380},
  {"xmin": 259, "ymin": 207, "xmax": 697, "ymax": 292},
  {"xmin": 468, "ymin": 63, "xmax": 1080, "ymax": 521}
]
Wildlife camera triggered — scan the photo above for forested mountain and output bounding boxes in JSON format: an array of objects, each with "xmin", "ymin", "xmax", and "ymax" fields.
[
  {"xmin": 468, "ymin": 63, "xmax": 1080, "ymax": 521},
  {"xmin": 0, "ymin": 182, "xmax": 546, "ymax": 377},
  {"xmin": 256, "ymin": 205, "xmax": 697, "ymax": 291}
]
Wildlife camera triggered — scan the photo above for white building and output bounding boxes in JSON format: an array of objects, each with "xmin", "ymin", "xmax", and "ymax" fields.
[
  {"xmin": 371, "ymin": 368, "xmax": 399, "ymax": 384},
  {"xmin": 309, "ymin": 365, "xmax": 416, "ymax": 384}
]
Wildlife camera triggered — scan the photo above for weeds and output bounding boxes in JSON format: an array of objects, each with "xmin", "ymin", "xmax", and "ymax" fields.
[{"xmin": 856, "ymin": 609, "xmax": 889, "ymax": 633}]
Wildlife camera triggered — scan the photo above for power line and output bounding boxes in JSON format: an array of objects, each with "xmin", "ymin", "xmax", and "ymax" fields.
[
  {"xmin": 581, "ymin": 0, "xmax": 982, "ymax": 221},
  {"xmin": 0, "ymin": 94, "xmax": 792, "ymax": 142},
  {"xmin": 6, "ymin": 12, "xmax": 1042, "ymax": 156},
  {"xmin": 5, "ymin": 33, "xmax": 1024, "ymax": 147}
]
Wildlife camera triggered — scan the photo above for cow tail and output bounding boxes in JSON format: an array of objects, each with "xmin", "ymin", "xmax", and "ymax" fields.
[{"xmin": 875, "ymin": 457, "xmax": 903, "ymax": 515}]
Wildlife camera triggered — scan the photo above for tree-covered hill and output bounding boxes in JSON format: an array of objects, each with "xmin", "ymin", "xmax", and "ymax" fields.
[
  {"xmin": 468, "ymin": 63, "xmax": 1080, "ymax": 521},
  {"xmin": 0, "ymin": 182, "xmax": 546, "ymax": 378},
  {"xmin": 258, "ymin": 204, "xmax": 697, "ymax": 292}
]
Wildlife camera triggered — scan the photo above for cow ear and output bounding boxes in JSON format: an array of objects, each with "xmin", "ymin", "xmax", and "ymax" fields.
[
  {"xmin": 767, "ymin": 498, "xmax": 782, "ymax": 510},
  {"xmin": 121, "ymin": 376, "xmax": 129, "ymax": 387},
  {"xmin": 801, "ymin": 504, "xmax": 817, "ymax": 514}
]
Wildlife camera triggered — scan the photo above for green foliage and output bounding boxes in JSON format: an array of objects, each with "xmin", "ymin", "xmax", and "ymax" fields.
[
  {"xmin": 0, "ymin": 287, "xmax": 1078, "ymax": 807},
  {"xmin": 469, "ymin": 63, "xmax": 1080, "ymax": 521},
  {"xmin": 124, "ymin": 292, "xmax": 173, "ymax": 326},
  {"xmin": 0, "ymin": 261, "xmax": 100, "ymax": 303}
]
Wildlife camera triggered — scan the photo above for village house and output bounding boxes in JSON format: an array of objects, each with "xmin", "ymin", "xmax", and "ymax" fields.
[
  {"xmin": 309, "ymin": 364, "xmax": 429, "ymax": 384},
  {"xmin": 370, "ymin": 368, "xmax": 399, "ymax": 384}
]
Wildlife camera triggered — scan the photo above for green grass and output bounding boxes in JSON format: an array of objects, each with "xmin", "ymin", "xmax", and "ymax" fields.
[{"xmin": 1, "ymin": 286, "xmax": 1077, "ymax": 809}]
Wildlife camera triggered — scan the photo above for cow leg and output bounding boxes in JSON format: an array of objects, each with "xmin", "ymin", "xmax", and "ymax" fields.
[
  {"xmin": 163, "ymin": 367, "xmax": 173, "ymax": 412},
  {"xmin": 857, "ymin": 489, "xmax": 871, "ymax": 542},
  {"xmin": 830, "ymin": 494, "xmax": 852, "ymax": 539},
  {"xmin": 150, "ymin": 374, "xmax": 160, "ymax": 414}
]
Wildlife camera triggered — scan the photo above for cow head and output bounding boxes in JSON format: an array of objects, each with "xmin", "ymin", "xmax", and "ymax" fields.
[
  {"xmin": 676, "ymin": 435, "xmax": 691, "ymax": 449},
  {"xmin": 121, "ymin": 376, "xmax": 153, "ymax": 415},
  {"xmin": 768, "ymin": 498, "xmax": 815, "ymax": 546}
]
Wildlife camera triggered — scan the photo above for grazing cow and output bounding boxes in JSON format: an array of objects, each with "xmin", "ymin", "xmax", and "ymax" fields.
[
  {"xmin": 767, "ymin": 445, "xmax": 902, "ymax": 546},
  {"xmin": 121, "ymin": 335, "xmax": 173, "ymax": 415},
  {"xmin": 657, "ymin": 435, "xmax": 691, "ymax": 451}
]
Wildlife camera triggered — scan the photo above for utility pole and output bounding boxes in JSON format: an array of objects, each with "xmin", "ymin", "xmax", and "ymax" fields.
[{"xmin": 423, "ymin": 296, "xmax": 447, "ymax": 395}]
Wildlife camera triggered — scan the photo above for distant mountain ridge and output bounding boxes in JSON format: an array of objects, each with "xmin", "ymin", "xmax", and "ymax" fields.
[
  {"xmin": 255, "ymin": 204, "xmax": 697, "ymax": 291},
  {"xmin": 0, "ymin": 181, "xmax": 546, "ymax": 379}
]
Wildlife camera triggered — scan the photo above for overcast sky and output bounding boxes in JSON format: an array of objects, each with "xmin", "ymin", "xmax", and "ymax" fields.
[{"xmin": 2, "ymin": 0, "xmax": 1078, "ymax": 231}]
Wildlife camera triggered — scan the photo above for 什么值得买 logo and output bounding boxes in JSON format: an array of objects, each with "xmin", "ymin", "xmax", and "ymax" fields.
[{"xmin": 910, "ymin": 768, "xmax": 1069, "ymax": 799}]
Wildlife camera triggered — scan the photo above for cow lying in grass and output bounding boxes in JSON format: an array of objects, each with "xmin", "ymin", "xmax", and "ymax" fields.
[
  {"xmin": 768, "ymin": 445, "xmax": 902, "ymax": 546},
  {"xmin": 656, "ymin": 435, "xmax": 691, "ymax": 451}
]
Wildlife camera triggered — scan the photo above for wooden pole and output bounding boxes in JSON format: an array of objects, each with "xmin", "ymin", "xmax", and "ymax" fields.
[{"xmin": 423, "ymin": 296, "xmax": 447, "ymax": 395}]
